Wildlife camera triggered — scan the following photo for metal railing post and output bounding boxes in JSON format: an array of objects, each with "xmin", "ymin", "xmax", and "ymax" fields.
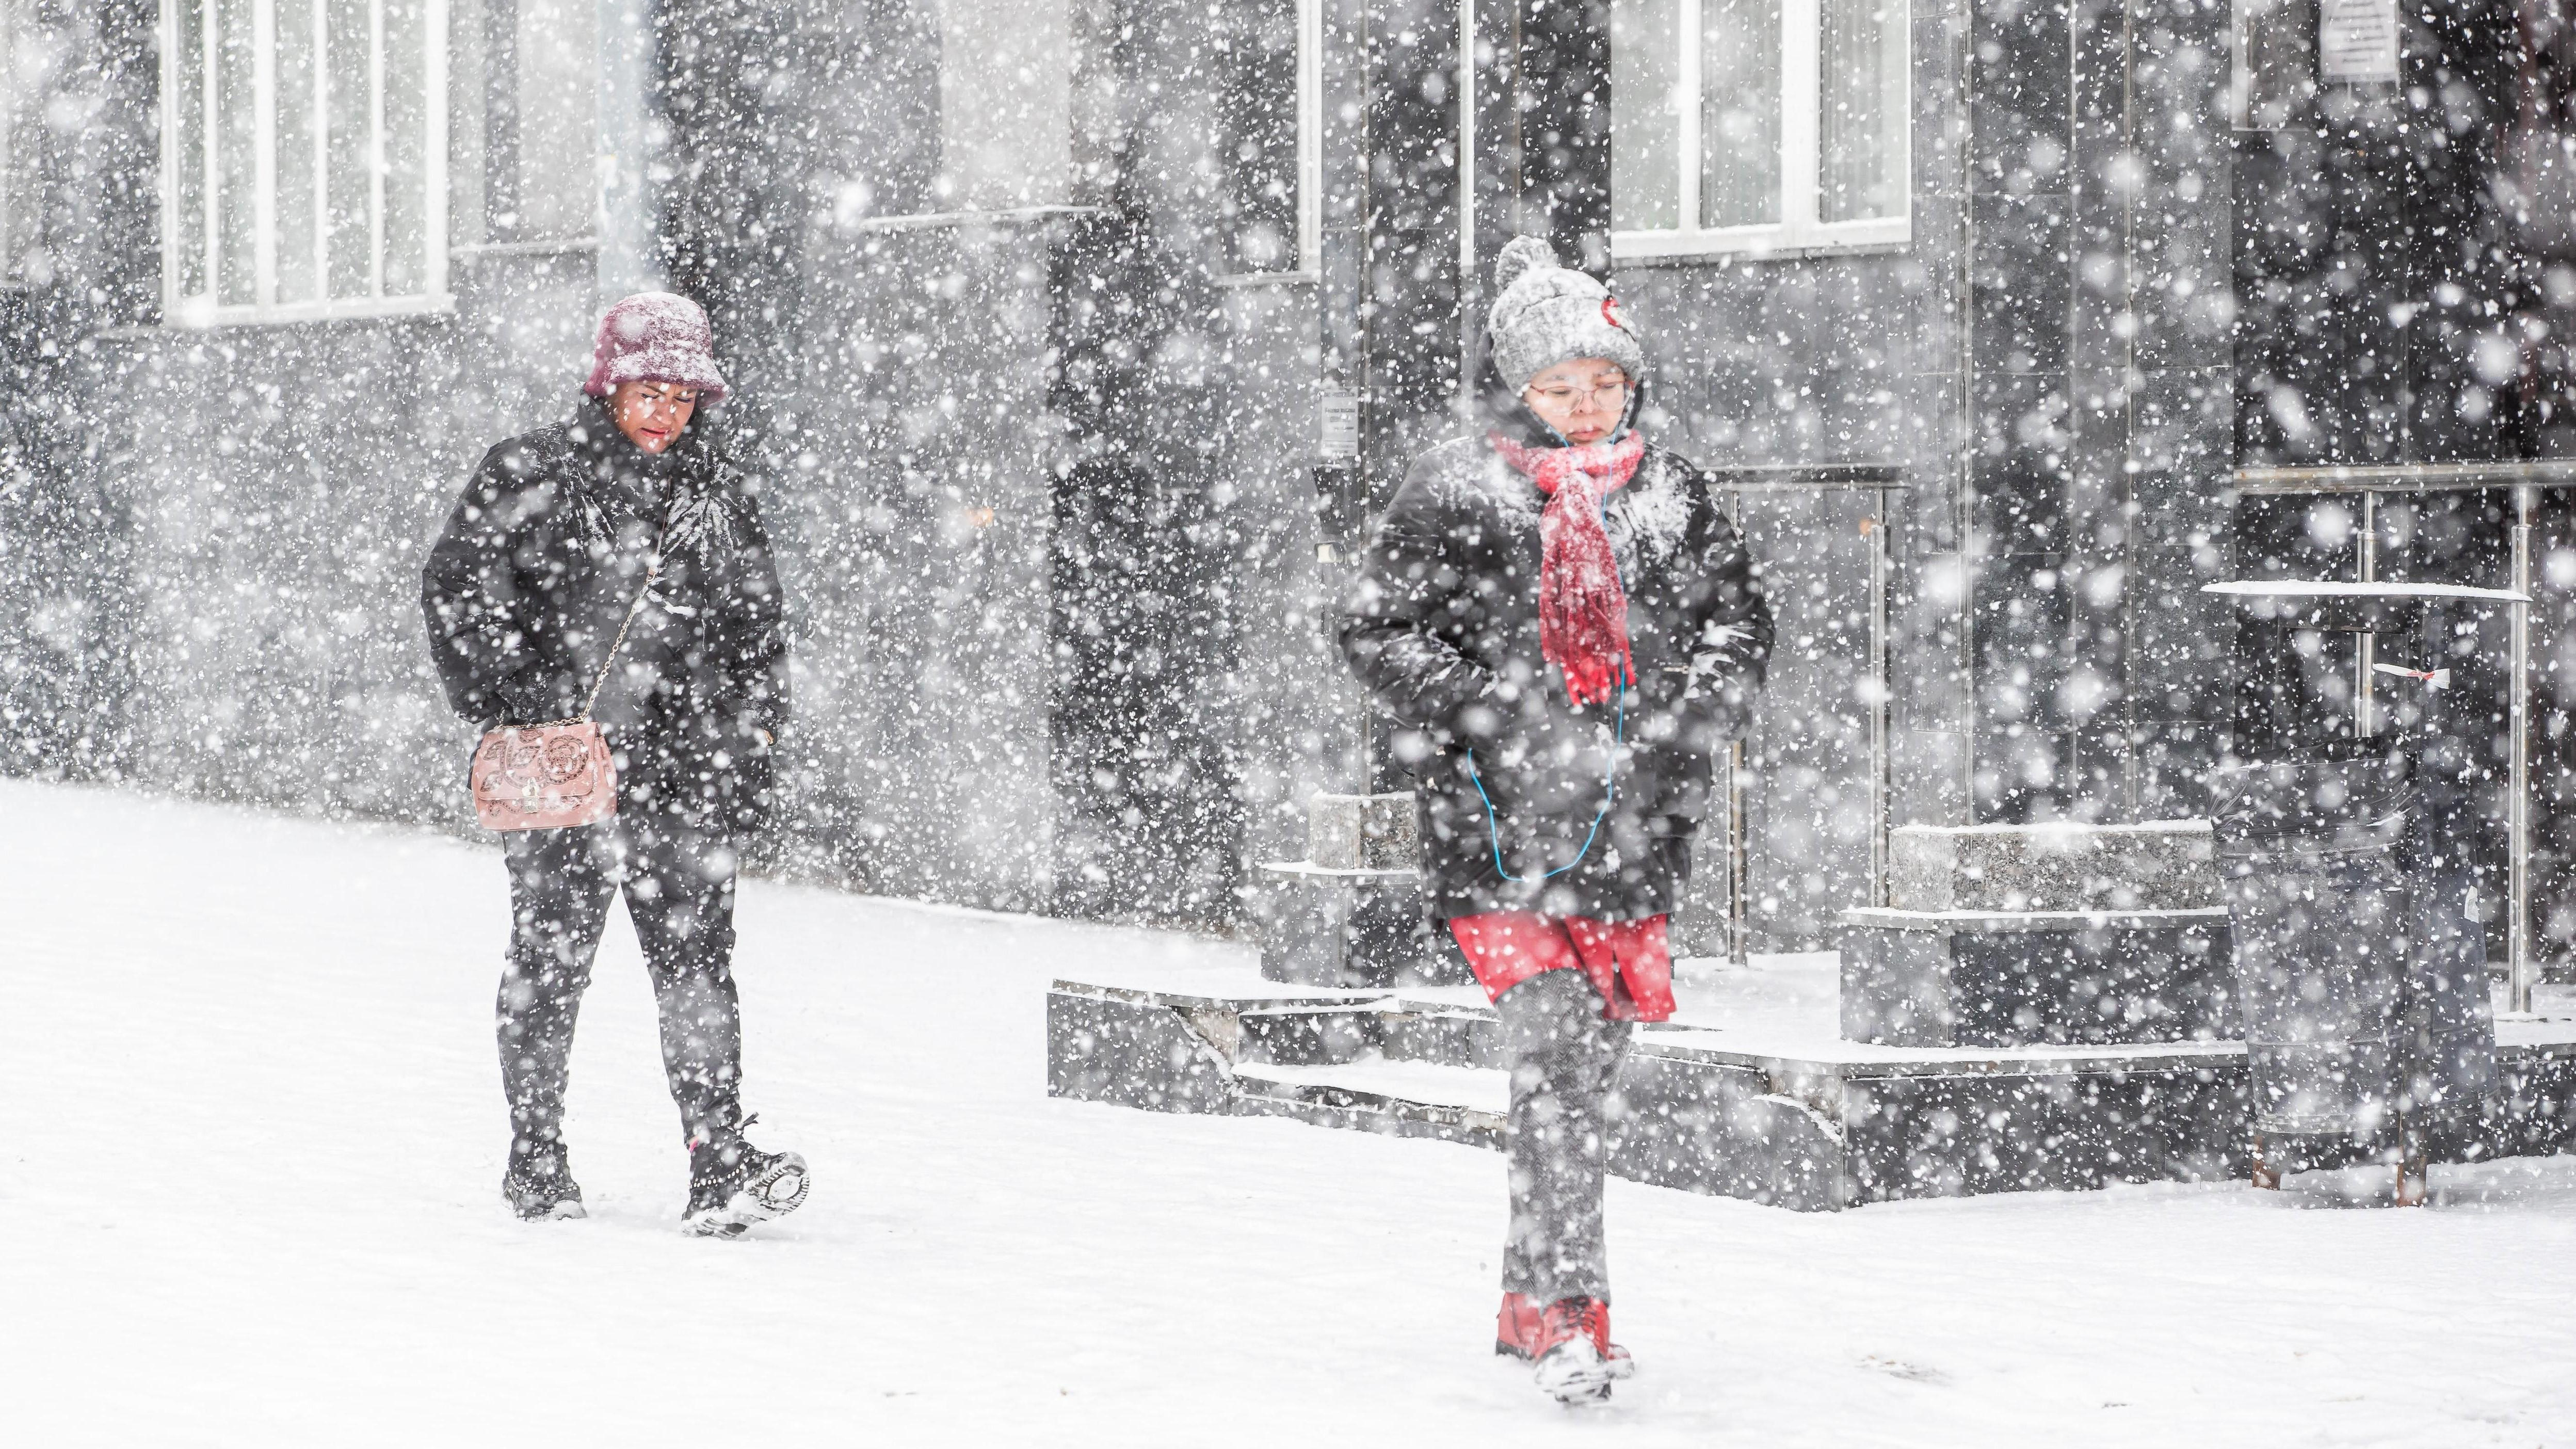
[
  {"xmin": 2514, "ymin": 484, "xmax": 2536, "ymax": 1015},
  {"xmin": 1729, "ymin": 738, "xmax": 1750, "ymax": 968},
  {"xmin": 1868, "ymin": 492, "xmax": 1890, "ymax": 908},
  {"xmin": 2357, "ymin": 491, "xmax": 2377, "ymax": 737}
]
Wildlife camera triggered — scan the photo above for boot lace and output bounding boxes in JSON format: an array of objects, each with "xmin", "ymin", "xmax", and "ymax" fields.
[{"xmin": 1541, "ymin": 1297, "xmax": 1607, "ymax": 1357}]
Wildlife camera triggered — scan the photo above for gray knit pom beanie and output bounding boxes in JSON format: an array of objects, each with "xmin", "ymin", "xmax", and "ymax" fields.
[{"xmin": 1484, "ymin": 235, "xmax": 1645, "ymax": 394}]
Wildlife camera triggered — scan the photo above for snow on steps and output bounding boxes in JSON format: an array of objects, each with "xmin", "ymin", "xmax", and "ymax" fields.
[
  {"xmin": 1233, "ymin": 1059, "xmax": 1507, "ymax": 1147},
  {"xmin": 1046, "ymin": 971, "xmax": 2576, "ymax": 1213}
]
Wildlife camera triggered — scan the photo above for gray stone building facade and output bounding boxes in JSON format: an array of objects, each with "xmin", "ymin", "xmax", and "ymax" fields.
[{"xmin": 4, "ymin": 0, "xmax": 2572, "ymax": 963}]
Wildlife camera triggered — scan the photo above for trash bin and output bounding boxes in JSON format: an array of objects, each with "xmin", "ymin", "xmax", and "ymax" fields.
[{"xmin": 2205, "ymin": 582, "xmax": 2509, "ymax": 1190}]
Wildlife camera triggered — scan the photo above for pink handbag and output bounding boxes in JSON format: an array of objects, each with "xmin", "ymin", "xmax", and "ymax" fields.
[
  {"xmin": 470, "ymin": 539, "xmax": 663, "ymax": 832},
  {"xmin": 471, "ymin": 723, "xmax": 618, "ymax": 830}
]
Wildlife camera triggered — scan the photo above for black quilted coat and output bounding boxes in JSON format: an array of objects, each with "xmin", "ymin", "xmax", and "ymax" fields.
[
  {"xmin": 421, "ymin": 396, "xmax": 790, "ymax": 831},
  {"xmin": 1340, "ymin": 378, "xmax": 1772, "ymax": 921}
]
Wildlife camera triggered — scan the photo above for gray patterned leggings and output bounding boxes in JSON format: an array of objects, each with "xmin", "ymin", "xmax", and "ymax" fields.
[
  {"xmin": 1498, "ymin": 967, "xmax": 1633, "ymax": 1304},
  {"xmin": 498, "ymin": 813, "xmax": 745, "ymax": 1169}
]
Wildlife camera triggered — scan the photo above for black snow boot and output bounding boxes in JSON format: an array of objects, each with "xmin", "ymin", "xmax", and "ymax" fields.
[
  {"xmin": 503, "ymin": 1151, "xmax": 587, "ymax": 1222},
  {"xmin": 682, "ymin": 1116, "xmax": 808, "ymax": 1238}
]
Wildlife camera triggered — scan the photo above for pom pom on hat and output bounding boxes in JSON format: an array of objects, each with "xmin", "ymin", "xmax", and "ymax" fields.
[
  {"xmin": 1484, "ymin": 235, "xmax": 1646, "ymax": 395},
  {"xmin": 583, "ymin": 291, "xmax": 729, "ymax": 404},
  {"xmin": 1492, "ymin": 234, "xmax": 1560, "ymax": 296}
]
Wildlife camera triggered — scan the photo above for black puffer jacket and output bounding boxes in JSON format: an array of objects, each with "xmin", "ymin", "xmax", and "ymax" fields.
[
  {"xmin": 422, "ymin": 396, "xmax": 790, "ymax": 831},
  {"xmin": 1340, "ymin": 379, "xmax": 1771, "ymax": 921}
]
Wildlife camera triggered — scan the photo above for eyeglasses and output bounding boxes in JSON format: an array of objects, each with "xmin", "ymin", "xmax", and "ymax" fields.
[
  {"xmin": 1524, "ymin": 378, "xmax": 1631, "ymax": 411},
  {"xmin": 628, "ymin": 391, "xmax": 699, "ymax": 406}
]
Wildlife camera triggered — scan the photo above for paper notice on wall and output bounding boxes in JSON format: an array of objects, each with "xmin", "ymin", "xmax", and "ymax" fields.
[
  {"xmin": 2319, "ymin": 0, "xmax": 2400, "ymax": 83},
  {"xmin": 1319, "ymin": 389, "xmax": 1361, "ymax": 460}
]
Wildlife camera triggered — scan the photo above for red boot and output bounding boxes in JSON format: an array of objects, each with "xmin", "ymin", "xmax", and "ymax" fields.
[
  {"xmin": 1532, "ymin": 1297, "xmax": 1614, "ymax": 1403},
  {"xmin": 1499, "ymin": 1292, "xmax": 1634, "ymax": 1377},
  {"xmin": 1496, "ymin": 1291, "xmax": 1544, "ymax": 1358}
]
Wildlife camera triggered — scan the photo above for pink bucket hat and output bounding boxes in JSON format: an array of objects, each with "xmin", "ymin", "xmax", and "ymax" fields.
[{"xmin": 582, "ymin": 291, "xmax": 729, "ymax": 404}]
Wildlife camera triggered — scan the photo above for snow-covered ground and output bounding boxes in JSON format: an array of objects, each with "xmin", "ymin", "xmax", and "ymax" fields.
[{"xmin": 6, "ymin": 779, "xmax": 2574, "ymax": 1447}]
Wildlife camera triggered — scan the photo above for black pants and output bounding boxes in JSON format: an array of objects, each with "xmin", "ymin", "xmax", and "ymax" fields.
[
  {"xmin": 1498, "ymin": 968, "xmax": 1633, "ymax": 1304},
  {"xmin": 498, "ymin": 810, "xmax": 744, "ymax": 1170}
]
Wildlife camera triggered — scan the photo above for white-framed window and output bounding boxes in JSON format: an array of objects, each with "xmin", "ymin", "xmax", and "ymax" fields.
[
  {"xmin": 1611, "ymin": 0, "xmax": 1910, "ymax": 259},
  {"xmin": 159, "ymin": 0, "xmax": 450, "ymax": 326},
  {"xmin": 1, "ymin": 0, "xmax": 45, "ymax": 286}
]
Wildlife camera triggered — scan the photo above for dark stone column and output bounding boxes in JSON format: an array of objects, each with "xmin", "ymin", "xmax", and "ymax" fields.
[
  {"xmin": 0, "ymin": 0, "xmax": 157, "ymax": 779},
  {"xmin": 1507, "ymin": 0, "xmax": 1614, "ymax": 275},
  {"xmin": 1965, "ymin": 0, "xmax": 2239, "ymax": 826},
  {"xmin": 1310, "ymin": 0, "xmax": 1466, "ymax": 794},
  {"xmin": 2224, "ymin": 0, "xmax": 2526, "ymax": 946},
  {"xmin": 2092, "ymin": 0, "xmax": 2237, "ymax": 823},
  {"xmin": 1966, "ymin": 0, "xmax": 2076, "ymax": 821},
  {"xmin": 1357, "ymin": 0, "xmax": 1466, "ymax": 488},
  {"xmin": 1887, "ymin": 0, "xmax": 1975, "ymax": 832},
  {"xmin": 1044, "ymin": 214, "xmax": 1247, "ymax": 925}
]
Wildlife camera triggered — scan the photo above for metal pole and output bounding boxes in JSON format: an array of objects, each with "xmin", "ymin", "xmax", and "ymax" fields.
[
  {"xmin": 1715, "ymin": 480, "xmax": 1753, "ymax": 967},
  {"xmin": 1867, "ymin": 493, "xmax": 1890, "ymax": 907},
  {"xmin": 2357, "ymin": 492, "xmax": 2376, "ymax": 737},
  {"xmin": 1729, "ymin": 737, "xmax": 1750, "ymax": 967},
  {"xmin": 2513, "ymin": 484, "xmax": 2536, "ymax": 1015}
]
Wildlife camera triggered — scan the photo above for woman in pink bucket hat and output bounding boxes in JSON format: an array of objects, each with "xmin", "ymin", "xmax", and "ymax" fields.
[{"xmin": 423, "ymin": 291, "xmax": 807, "ymax": 1237}]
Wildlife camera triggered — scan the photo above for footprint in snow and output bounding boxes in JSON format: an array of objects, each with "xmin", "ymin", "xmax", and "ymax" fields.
[{"xmin": 1859, "ymin": 1355, "xmax": 1946, "ymax": 1384}]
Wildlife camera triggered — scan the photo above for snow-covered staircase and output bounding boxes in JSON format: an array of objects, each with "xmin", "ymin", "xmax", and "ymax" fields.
[
  {"xmin": 1229, "ymin": 1002, "xmax": 1506, "ymax": 1148},
  {"xmin": 1048, "ymin": 968, "xmax": 2576, "ymax": 1212}
]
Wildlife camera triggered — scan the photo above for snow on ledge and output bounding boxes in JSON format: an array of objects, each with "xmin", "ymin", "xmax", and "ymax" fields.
[
  {"xmin": 1890, "ymin": 819, "xmax": 2212, "ymax": 836},
  {"xmin": 2203, "ymin": 579, "xmax": 2530, "ymax": 603}
]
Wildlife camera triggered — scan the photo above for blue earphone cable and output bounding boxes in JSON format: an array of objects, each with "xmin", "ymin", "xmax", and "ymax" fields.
[
  {"xmin": 1462, "ymin": 444, "xmax": 1636, "ymax": 883},
  {"xmin": 1466, "ymin": 687, "xmax": 1625, "ymax": 882}
]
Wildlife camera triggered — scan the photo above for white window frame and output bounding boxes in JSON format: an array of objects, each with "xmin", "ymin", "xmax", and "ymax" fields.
[
  {"xmin": 1213, "ymin": 0, "xmax": 1321, "ymax": 284},
  {"xmin": 156, "ymin": 0, "xmax": 450, "ymax": 328},
  {"xmin": 1612, "ymin": 0, "xmax": 1911, "ymax": 262},
  {"xmin": 0, "ymin": 22, "xmax": 13, "ymax": 291},
  {"xmin": 1298, "ymin": 0, "xmax": 1321, "ymax": 273},
  {"xmin": 0, "ymin": 1, "xmax": 34, "ymax": 288}
]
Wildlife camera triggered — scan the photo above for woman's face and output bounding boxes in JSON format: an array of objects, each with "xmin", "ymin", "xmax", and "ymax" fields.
[
  {"xmin": 1521, "ymin": 358, "xmax": 1631, "ymax": 445},
  {"xmin": 610, "ymin": 380, "xmax": 700, "ymax": 454}
]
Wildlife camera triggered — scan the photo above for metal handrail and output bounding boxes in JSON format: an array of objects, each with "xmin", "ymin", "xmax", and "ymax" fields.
[
  {"xmin": 2223, "ymin": 465, "xmax": 2547, "ymax": 1013},
  {"xmin": 2234, "ymin": 461, "xmax": 2576, "ymax": 492},
  {"xmin": 1706, "ymin": 463, "xmax": 1904, "ymax": 489}
]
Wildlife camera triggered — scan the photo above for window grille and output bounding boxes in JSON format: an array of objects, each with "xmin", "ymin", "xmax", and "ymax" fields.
[
  {"xmin": 1612, "ymin": 0, "xmax": 1909, "ymax": 259},
  {"xmin": 159, "ymin": 0, "xmax": 449, "ymax": 326}
]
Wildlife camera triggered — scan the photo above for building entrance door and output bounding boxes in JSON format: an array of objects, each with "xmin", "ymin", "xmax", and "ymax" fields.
[{"xmin": 1672, "ymin": 473, "xmax": 1894, "ymax": 957}]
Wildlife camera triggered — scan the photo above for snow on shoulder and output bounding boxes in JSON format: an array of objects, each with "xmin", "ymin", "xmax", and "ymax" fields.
[
  {"xmin": 1415, "ymin": 436, "xmax": 1542, "ymax": 525},
  {"xmin": 1608, "ymin": 448, "xmax": 1697, "ymax": 569}
]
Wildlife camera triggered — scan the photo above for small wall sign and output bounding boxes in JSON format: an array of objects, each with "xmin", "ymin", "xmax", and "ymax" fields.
[
  {"xmin": 2319, "ymin": 0, "xmax": 2399, "ymax": 83},
  {"xmin": 1319, "ymin": 388, "xmax": 1360, "ymax": 461}
]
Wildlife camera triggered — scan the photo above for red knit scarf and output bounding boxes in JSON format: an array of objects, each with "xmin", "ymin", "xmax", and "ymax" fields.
[{"xmin": 1488, "ymin": 430, "xmax": 1646, "ymax": 708}]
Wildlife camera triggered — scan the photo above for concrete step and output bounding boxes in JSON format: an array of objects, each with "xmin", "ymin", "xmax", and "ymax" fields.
[
  {"xmin": 1236, "ymin": 1002, "xmax": 1497, "ymax": 1068},
  {"xmin": 1232, "ymin": 1057, "xmax": 1506, "ymax": 1148},
  {"xmin": 1047, "ymin": 971, "xmax": 2576, "ymax": 1212}
]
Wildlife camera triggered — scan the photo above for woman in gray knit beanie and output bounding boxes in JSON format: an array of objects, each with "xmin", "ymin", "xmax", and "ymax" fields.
[{"xmin": 1339, "ymin": 236, "xmax": 1773, "ymax": 1405}]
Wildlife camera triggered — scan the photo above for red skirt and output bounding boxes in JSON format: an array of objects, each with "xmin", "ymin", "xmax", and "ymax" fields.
[{"xmin": 1446, "ymin": 911, "xmax": 1675, "ymax": 1023}]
